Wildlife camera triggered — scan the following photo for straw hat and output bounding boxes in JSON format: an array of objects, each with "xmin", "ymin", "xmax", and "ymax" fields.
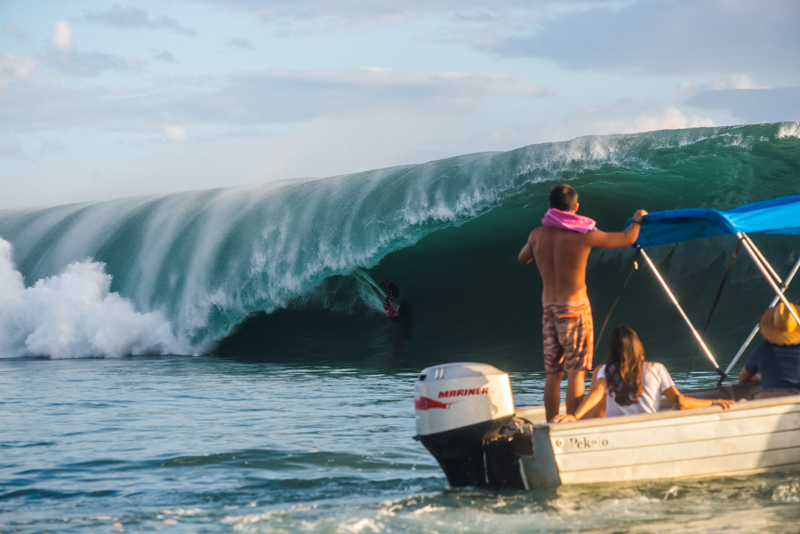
[{"xmin": 760, "ymin": 302, "xmax": 800, "ymax": 346}]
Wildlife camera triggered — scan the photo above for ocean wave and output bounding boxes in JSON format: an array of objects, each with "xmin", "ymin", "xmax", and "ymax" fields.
[{"xmin": 0, "ymin": 122, "xmax": 798, "ymax": 359}]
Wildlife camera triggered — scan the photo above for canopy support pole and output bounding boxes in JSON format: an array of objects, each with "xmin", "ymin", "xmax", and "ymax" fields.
[
  {"xmin": 738, "ymin": 233, "xmax": 800, "ymax": 327},
  {"xmin": 687, "ymin": 240, "xmax": 741, "ymax": 377},
  {"xmin": 741, "ymin": 233, "xmax": 783, "ymax": 286},
  {"xmin": 637, "ymin": 246, "xmax": 725, "ymax": 379},
  {"xmin": 724, "ymin": 253, "xmax": 800, "ymax": 377}
]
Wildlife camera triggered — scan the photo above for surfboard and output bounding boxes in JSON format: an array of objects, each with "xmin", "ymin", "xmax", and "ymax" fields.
[{"xmin": 384, "ymin": 302, "xmax": 400, "ymax": 317}]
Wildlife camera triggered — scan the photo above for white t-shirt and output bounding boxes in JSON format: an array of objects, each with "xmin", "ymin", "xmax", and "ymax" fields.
[{"xmin": 596, "ymin": 362, "xmax": 675, "ymax": 417}]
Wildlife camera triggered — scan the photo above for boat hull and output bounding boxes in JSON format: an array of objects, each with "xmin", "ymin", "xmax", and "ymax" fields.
[{"xmin": 518, "ymin": 395, "xmax": 800, "ymax": 489}]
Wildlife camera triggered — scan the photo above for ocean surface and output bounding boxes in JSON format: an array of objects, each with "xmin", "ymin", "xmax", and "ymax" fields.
[{"xmin": 2, "ymin": 122, "xmax": 800, "ymax": 532}]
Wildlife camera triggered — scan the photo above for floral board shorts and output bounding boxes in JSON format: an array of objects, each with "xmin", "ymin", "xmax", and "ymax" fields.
[{"xmin": 542, "ymin": 300, "xmax": 594, "ymax": 374}]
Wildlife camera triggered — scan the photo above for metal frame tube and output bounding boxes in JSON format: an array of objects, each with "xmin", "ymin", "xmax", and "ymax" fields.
[
  {"xmin": 638, "ymin": 247, "xmax": 722, "ymax": 372},
  {"xmin": 724, "ymin": 235, "xmax": 800, "ymax": 376},
  {"xmin": 739, "ymin": 233, "xmax": 800, "ymax": 326},
  {"xmin": 742, "ymin": 233, "xmax": 783, "ymax": 286}
]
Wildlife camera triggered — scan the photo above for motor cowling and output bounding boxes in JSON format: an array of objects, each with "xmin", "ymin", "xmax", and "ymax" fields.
[
  {"xmin": 415, "ymin": 362, "xmax": 514, "ymax": 436},
  {"xmin": 414, "ymin": 363, "xmax": 516, "ymax": 488}
]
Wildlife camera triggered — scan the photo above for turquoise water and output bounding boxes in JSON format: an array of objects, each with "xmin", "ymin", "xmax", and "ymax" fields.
[
  {"xmin": 1, "ymin": 123, "xmax": 800, "ymax": 532},
  {"xmin": 2, "ymin": 359, "xmax": 799, "ymax": 533}
]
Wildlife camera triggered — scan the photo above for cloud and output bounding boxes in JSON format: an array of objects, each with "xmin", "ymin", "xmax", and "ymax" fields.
[
  {"xmin": 682, "ymin": 87, "xmax": 800, "ymax": 123},
  {"xmin": 216, "ymin": 68, "xmax": 555, "ymax": 122},
  {"xmin": 226, "ymin": 37, "xmax": 255, "ymax": 51},
  {"xmin": 711, "ymin": 75, "xmax": 758, "ymax": 91},
  {"xmin": 0, "ymin": 67, "xmax": 555, "ymax": 134},
  {"xmin": 50, "ymin": 20, "xmax": 75, "ymax": 52},
  {"xmin": 153, "ymin": 49, "xmax": 177, "ymax": 63},
  {"xmin": 631, "ymin": 107, "xmax": 714, "ymax": 132},
  {"xmin": 485, "ymin": 0, "xmax": 800, "ymax": 75},
  {"xmin": 673, "ymin": 75, "xmax": 761, "ymax": 99},
  {"xmin": 161, "ymin": 125, "xmax": 189, "ymax": 142},
  {"xmin": 203, "ymin": 0, "xmax": 525, "ymax": 20},
  {"xmin": 592, "ymin": 106, "xmax": 714, "ymax": 135},
  {"xmin": 547, "ymin": 100, "xmax": 715, "ymax": 138},
  {"xmin": 46, "ymin": 21, "xmax": 143, "ymax": 77},
  {"xmin": 0, "ymin": 54, "xmax": 37, "ymax": 86},
  {"xmin": 84, "ymin": 4, "xmax": 195, "ymax": 36},
  {"xmin": 198, "ymin": 0, "xmax": 800, "ymax": 82},
  {"xmin": 3, "ymin": 22, "xmax": 30, "ymax": 42},
  {"xmin": 196, "ymin": 1, "xmax": 798, "ymax": 78},
  {"xmin": 198, "ymin": 0, "xmax": 589, "ymax": 33}
]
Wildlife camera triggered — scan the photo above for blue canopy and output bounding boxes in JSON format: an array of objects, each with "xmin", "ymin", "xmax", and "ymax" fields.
[{"xmin": 634, "ymin": 195, "xmax": 800, "ymax": 247}]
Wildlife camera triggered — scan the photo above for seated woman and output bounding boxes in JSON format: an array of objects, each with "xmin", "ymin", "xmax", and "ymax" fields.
[{"xmin": 551, "ymin": 326, "xmax": 735, "ymax": 423}]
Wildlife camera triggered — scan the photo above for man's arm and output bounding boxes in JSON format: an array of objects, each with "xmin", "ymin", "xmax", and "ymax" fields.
[
  {"xmin": 738, "ymin": 346, "xmax": 762, "ymax": 384},
  {"xmin": 518, "ymin": 230, "xmax": 536, "ymax": 264},
  {"xmin": 739, "ymin": 368, "xmax": 761, "ymax": 383},
  {"xmin": 585, "ymin": 209, "xmax": 648, "ymax": 249}
]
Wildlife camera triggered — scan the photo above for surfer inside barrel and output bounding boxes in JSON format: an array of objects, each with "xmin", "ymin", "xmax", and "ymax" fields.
[{"xmin": 382, "ymin": 281, "xmax": 400, "ymax": 317}]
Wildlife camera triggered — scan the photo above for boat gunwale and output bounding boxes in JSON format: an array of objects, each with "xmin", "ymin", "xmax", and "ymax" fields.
[{"xmin": 516, "ymin": 394, "xmax": 800, "ymax": 432}]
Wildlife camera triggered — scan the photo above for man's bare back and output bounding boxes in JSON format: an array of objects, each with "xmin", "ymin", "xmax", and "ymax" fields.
[
  {"xmin": 527, "ymin": 227, "xmax": 592, "ymax": 303},
  {"xmin": 519, "ymin": 216, "xmax": 647, "ymax": 303}
]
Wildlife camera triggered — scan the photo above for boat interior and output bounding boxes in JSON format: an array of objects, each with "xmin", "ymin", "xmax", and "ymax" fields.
[{"xmin": 514, "ymin": 383, "xmax": 800, "ymax": 426}]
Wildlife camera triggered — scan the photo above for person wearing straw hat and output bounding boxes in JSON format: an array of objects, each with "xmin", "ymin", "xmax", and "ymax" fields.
[{"xmin": 739, "ymin": 302, "xmax": 800, "ymax": 391}]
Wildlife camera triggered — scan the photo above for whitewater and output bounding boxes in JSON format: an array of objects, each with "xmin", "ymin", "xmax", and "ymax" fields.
[{"xmin": 1, "ymin": 122, "xmax": 798, "ymax": 360}]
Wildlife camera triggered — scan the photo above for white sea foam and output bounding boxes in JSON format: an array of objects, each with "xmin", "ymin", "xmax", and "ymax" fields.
[
  {"xmin": 777, "ymin": 122, "xmax": 800, "ymax": 139},
  {"xmin": 339, "ymin": 518, "xmax": 383, "ymax": 533},
  {"xmin": 0, "ymin": 238, "xmax": 190, "ymax": 358}
]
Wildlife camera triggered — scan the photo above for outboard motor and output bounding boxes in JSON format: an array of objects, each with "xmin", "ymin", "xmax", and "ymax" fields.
[{"xmin": 414, "ymin": 362, "xmax": 516, "ymax": 488}]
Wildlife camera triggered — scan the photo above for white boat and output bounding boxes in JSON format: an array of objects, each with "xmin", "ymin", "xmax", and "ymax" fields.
[
  {"xmin": 414, "ymin": 195, "xmax": 800, "ymax": 490},
  {"xmin": 516, "ymin": 386, "xmax": 800, "ymax": 489}
]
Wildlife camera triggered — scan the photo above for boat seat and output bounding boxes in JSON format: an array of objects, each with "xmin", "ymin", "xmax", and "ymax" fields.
[{"xmin": 747, "ymin": 388, "xmax": 800, "ymax": 400}]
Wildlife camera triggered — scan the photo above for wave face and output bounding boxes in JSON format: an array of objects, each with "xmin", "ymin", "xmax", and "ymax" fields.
[{"xmin": 1, "ymin": 122, "xmax": 799, "ymax": 364}]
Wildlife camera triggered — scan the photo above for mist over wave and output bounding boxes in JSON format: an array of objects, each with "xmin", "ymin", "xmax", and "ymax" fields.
[{"xmin": 0, "ymin": 122, "xmax": 798, "ymax": 360}]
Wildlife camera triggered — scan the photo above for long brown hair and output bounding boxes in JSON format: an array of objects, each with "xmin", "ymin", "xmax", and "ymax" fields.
[{"xmin": 604, "ymin": 326, "xmax": 645, "ymax": 406}]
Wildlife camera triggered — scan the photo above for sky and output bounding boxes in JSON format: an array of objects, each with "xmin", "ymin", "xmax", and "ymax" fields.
[{"xmin": 1, "ymin": 0, "xmax": 799, "ymax": 209}]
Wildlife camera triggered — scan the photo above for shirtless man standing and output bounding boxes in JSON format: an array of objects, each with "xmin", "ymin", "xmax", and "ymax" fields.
[{"xmin": 518, "ymin": 185, "xmax": 647, "ymax": 420}]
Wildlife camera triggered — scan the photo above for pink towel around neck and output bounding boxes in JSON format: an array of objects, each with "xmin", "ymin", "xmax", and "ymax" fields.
[{"xmin": 542, "ymin": 208, "xmax": 597, "ymax": 233}]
